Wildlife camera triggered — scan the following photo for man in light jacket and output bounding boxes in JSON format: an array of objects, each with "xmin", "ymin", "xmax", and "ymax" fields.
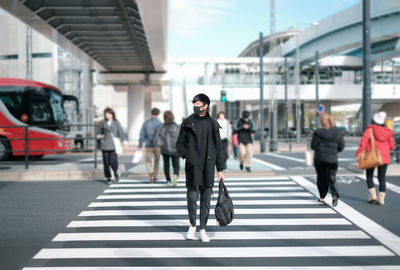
[{"xmin": 138, "ymin": 108, "xmax": 163, "ymax": 183}]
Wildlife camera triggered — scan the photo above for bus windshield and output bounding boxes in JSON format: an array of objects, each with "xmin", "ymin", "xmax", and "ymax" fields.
[{"xmin": 0, "ymin": 86, "xmax": 68, "ymax": 128}]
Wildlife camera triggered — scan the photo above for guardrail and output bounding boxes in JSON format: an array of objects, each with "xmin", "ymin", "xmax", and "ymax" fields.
[{"xmin": 0, "ymin": 123, "xmax": 100, "ymax": 170}]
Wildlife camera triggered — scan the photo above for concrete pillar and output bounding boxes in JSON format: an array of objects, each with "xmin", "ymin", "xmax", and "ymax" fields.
[
  {"xmin": 144, "ymin": 88, "xmax": 152, "ymax": 119},
  {"xmin": 127, "ymin": 84, "xmax": 145, "ymax": 144}
]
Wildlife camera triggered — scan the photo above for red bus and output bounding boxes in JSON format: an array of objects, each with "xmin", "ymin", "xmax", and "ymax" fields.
[{"xmin": 0, "ymin": 78, "xmax": 79, "ymax": 160}]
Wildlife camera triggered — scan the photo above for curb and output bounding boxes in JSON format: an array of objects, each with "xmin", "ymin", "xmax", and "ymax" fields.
[{"xmin": 0, "ymin": 170, "xmax": 104, "ymax": 181}]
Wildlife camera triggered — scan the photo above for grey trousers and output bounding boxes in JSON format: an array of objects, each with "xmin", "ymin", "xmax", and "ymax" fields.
[{"xmin": 187, "ymin": 186, "xmax": 212, "ymax": 230}]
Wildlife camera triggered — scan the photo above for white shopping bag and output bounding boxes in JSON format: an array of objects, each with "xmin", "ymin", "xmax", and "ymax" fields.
[
  {"xmin": 112, "ymin": 135, "xmax": 123, "ymax": 155},
  {"xmin": 132, "ymin": 150, "xmax": 144, "ymax": 164},
  {"xmin": 305, "ymin": 150, "xmax": 314, "ymax": 166}
]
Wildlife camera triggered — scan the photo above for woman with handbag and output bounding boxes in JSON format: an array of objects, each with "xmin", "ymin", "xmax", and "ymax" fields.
[
  {"xmin": 311, "ymin": 113, "xmax": 345, "ymax": 207},
  {"xmin": 356, "ymin": 111, "xmax": 394, "ymax": 205},
  {"xmin": 97, "ymin": 107, "xmax": 127, "ymax": 185}
]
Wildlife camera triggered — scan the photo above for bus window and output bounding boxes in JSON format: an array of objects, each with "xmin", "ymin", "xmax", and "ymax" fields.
[
  {"xmin": 49, "ymin": 90, "xmax": 67, "ymax": 124},
  {"xmin": 0, "ymin": 88, "xmax": 25, "ymax": 120},
  {"xmin": 31, "ymin": 103, "xmax": 51, "ymax": 122}
]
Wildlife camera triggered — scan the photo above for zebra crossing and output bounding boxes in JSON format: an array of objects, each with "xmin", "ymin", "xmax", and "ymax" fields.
[{"xmin": 23, "ymin": 176, "xmax": 400, "ymax": 269}]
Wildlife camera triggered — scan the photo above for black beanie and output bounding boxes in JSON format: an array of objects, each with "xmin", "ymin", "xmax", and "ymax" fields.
[
  {"xmin": 242, "ymin": 111, "xmax": 250, "ymax": 118},
  {"xmin": 192, "ymin": 93, "xmax": 210, "ymax": 105}
]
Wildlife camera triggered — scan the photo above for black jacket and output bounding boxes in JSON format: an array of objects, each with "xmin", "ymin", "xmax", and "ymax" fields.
[
  {"xmin": 311, "ymin": 127, "xmax": 345, "ymax": 164},
  {"xmin": 234, "ymin": 118, "xmax": 255, "ymax": 144},
  {"xmin": 176, "ymin": 113, "xmax": 225, "ymax": 187}
]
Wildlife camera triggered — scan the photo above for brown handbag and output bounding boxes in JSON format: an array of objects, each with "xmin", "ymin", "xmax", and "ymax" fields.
[{"xmin": 358, "ymin": 128, "xmax": 384, "ymax": 170}]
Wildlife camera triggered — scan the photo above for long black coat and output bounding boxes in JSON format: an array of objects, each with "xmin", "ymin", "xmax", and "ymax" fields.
[{"xmin": 176, "ymin": 113, "xmax": 225, "ymax": 187}]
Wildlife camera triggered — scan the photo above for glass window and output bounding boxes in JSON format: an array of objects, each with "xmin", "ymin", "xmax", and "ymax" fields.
[
  {"xmin": 49, "ymin": 90, "xmax": 66, "ymax": 124},
  {"xmin": 0, "ymin": 86, "xmax": 25, "ymax": 120}
]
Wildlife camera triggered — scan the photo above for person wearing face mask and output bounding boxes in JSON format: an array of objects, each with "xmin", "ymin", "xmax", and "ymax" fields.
[
  {"xmin": 234, "ymin": 110, "xmax": 256, "ymax": 172},
  {"xmin": 176, "ymin": 93, "xmax": 225, "ymax": 243}
]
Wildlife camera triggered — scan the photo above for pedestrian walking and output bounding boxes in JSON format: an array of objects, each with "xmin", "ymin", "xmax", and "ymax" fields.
[
  {"xmin": 176, "ymin": 93, "xmax": 225, "ymax": 243},
  {"xmin": 154, "ymin": 111, "xmax": 180, "ymax": 186},
  {"xmin": 217, "ymin": 111, "xmax": 232, "ymax": 170},
  {"xmin": 311, "ymin": 113, "xmax": 345, "ymax": 207},
  {"xmin": 356, "ymin": 111, "xmax": 394, "ymax": 205},
  {"xmin": 97, "ymin": 108, "xmax": 127, "ymax": 185},
  {"xmin": 138, "ymin": 108, "xmax": 163, "ymax": 183},
  {"xmin": 232, "ymin": 131, "xmax": 239, "ymax": 159},
  {"xmin": 234, "ymin": 111, "xmax": 255, "ymax": 172}
]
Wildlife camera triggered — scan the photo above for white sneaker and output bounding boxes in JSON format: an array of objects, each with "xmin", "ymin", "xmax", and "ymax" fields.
[
  {"xmin": 186, "ymin": 225, "xmax": 196, "ymax": 240},
  {"xmin": 199, "ymin": 229, "xmax": 210, "ymax": 243}
]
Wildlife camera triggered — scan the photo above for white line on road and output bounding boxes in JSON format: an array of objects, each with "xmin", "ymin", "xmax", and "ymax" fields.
[
  {"xmin": 79, "ymin": 208, "xmax": 336, "ymax": 216},
  {"xmin": 53, "ymin": 230, "xmax": 369, "ymax": 242},
  {"xmin": 67, "ymin": 218, "xmax": 351, "ymax": 228},
  {"xmin": 96, "ymin": 192, "xmax": 313, "ymax": 200},
  {"xmin": 357, "ymin": 174, "xmax": 400, "ymax": 194},
  {"xmin": 252, "ymin": 157, "xmax": 286, "ymax": 170},
  {"xmin": 263, "ymin": 153, "xmax": 305, "ymax": 163},
  {"xmin": 290, "ymin": 175, "xmax": 400, "ymax": 256},
  {"xmin": 33, "ymin": 246, "xmax": 393, "ymax": 259},
  {"xmin": 104, "ymin": 186, "xmax": 304, "ymax": 193},
  {"xmin": 88, "ymin": 199, "xmax": 317, "ymax": 207},
  {"xmin": 118, "ymin": 176, "xmax": 290, "ymax": 183},
  {"xmin": 110, "ymin": 181, "xmax": 296, "ymax": 188}
]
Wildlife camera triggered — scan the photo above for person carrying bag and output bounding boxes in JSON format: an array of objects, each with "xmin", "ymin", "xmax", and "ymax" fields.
[{"xmin": 356, "ymin": 111, "xmax": 394, "ymax": 205}]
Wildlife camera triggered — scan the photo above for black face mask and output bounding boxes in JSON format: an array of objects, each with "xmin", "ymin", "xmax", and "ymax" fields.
[{"xmin": 193, "ymin": 106, "xmax": 202, "ymax": 115}]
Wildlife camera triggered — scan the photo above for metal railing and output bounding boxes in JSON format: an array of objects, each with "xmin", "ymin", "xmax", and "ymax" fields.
[{"xmin": 0, "ymin": 123, "xmax": 100, "ymax": 169}]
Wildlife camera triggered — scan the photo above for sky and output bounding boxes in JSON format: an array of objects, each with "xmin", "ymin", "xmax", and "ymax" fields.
[{"xmin": 168, "ymin": 0, "xmax": 360, "ymax": 59}]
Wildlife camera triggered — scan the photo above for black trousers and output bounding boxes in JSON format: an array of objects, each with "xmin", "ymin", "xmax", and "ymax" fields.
[
  {"xmin": 221, "ymin": 139, "xmax": 229, "ymax": 168},
  {"xmin": 162, "ymin": 154, "xmax": 180, "ymax": 181},
  {"xmin": 102, "ymin": 150, "xmax": 118, "ymax": 179},
  {"xmin": 314, "ymin": 160, "xmax": 339, "ymax": 199},
  {"xmin": 366, "ymin": 164, "xmax": 388, "ymax": 192},
  {"xmin": 187, "ymin": 185, "xmax": 212, "ymax": 230}
]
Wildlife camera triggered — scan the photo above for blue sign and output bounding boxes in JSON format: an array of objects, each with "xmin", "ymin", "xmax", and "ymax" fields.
[{"xmin": 317, "ymin": 104, "xmax": 325, "ymax": 114}]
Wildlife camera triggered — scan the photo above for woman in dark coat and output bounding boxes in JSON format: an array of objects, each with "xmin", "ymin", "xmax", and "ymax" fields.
[
  {"xmin": 311, "ymin": 113, "xmax": 345, "ymax": 207},
  {"xmin": 97, "ymin": 108, "xmax": 126, "ymax": 185},
  {"xmin": 154, "ymin": 111, "xmax": 181, "ymax": 186}
]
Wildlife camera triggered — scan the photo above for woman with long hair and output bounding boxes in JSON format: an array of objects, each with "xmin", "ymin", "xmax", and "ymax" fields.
[
  {"xmin": 356, "ymin": 111, "xmax": 394, "ymax": 205},
  {"xmin": 311, "ymin": 113, "xmax": 345, "ymax": 207},
  {"xmin": 97, "ymin": 107, "xmax": 127, "ymax": 185},
  {"xmin": 154, "ymin": 110, "xmax": 180, "ymax": 186}
]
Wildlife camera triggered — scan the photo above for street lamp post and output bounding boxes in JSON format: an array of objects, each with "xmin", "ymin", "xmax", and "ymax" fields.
[
  {"xmin": 284, "ymin": 57, "xmax": 289, "ymax": 139},
  {"xmin": 315, "ymin": 50, "xmax": 320, "ymax": 129},
  {"xmin": 295, "ymin": 33, "xmax": 301, "ymax": 142},
  {"xmin": 362, "ymin": 0, "xmax": 372, "ymax": 131},
  {"xmin": 259, "ymin": 32, "xmax": 266, "ymax": 153}
]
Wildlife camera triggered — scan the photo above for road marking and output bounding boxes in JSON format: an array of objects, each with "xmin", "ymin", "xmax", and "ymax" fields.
[
  {"xmin": 357, "ymin": 174, "xmax": 400, "ymax": 194},
  {"xmin": 67, "ymin": 218, "xmax": 351, "ymax": 227},
  {"xmin": 111, "ymin": 181, "xmax": 297, "ymax": 188},
  {"xmin": 79, "ymin": 208, "xmax": 336, "ymax": 216},
  {"xmin": 88, "ymin": 199, "xmax": 318, "ymax": 207},
  {"xmin": 252, "ymin": 157, "xmax": 285, "ymax": 170},
  {"xmin": 97, "ymin": 192, "xmax": 313, "ymax": 200},
  {"xmin": 104, "ymin": 186, "xmax": 304, "ymax": 193},
  {"xmin": 290, "ymin": 175, "xmax": 400, "ymax": 256},
  {"xmin": 33, "ymin": 246, "xmax": 393, "ymax": 259},
  {"xmin": 263, "ymin": 153, "xmax": 305, "ymax": 163},
  {"xmin": 53, "ymin": 230, "xmax": 369, "ymax": 242},
  {"xmin": 118, "ymin": 176, "xmax": 290, "ymax": 183}
]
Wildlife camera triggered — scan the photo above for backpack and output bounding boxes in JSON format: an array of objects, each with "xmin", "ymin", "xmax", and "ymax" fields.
[{"xmin": 215, "ymin": 181, "xmax": 234, "ymax": 226}]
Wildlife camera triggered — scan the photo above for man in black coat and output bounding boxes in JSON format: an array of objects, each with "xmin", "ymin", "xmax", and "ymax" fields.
[{"xmin": 176, "ymin": 93, "xmax": 225, "ymax": 243}]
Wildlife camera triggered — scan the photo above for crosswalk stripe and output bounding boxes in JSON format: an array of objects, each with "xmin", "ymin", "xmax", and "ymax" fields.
[
  {"xmin": 67, "ymin": 218, "xmax": 351, "ymax": 227},
  {"xmin": 97, "ymin": 192, "xmax": 313, "ymax": 199},
  {"xmin": 104, "ymin": 186, "xmax": 304, "ymax": 193},
  {"xmin": 33, "ymin": 246, "xmax": 394, "ymax": 259},
  {"xmin": 119, "ymin": 176, "xmax": 290, "ymax": 183},
  {"xmin": 110, "ymin": 181, "xmax": 296, "ymax": 187},
  {"xmin": 88, "ymin": 199, "xmax": 317, "ymax": 207},
  {"xmin": 21, "ymin": 266, "xmax": 400, "ymax": 270},
  {"xmin": 79, "ymin": 208, "xmax": 336, "ymax": 216},
  {"xmin": 53, "ymin": 230, "xmax": 370, "ymax": 241}
]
